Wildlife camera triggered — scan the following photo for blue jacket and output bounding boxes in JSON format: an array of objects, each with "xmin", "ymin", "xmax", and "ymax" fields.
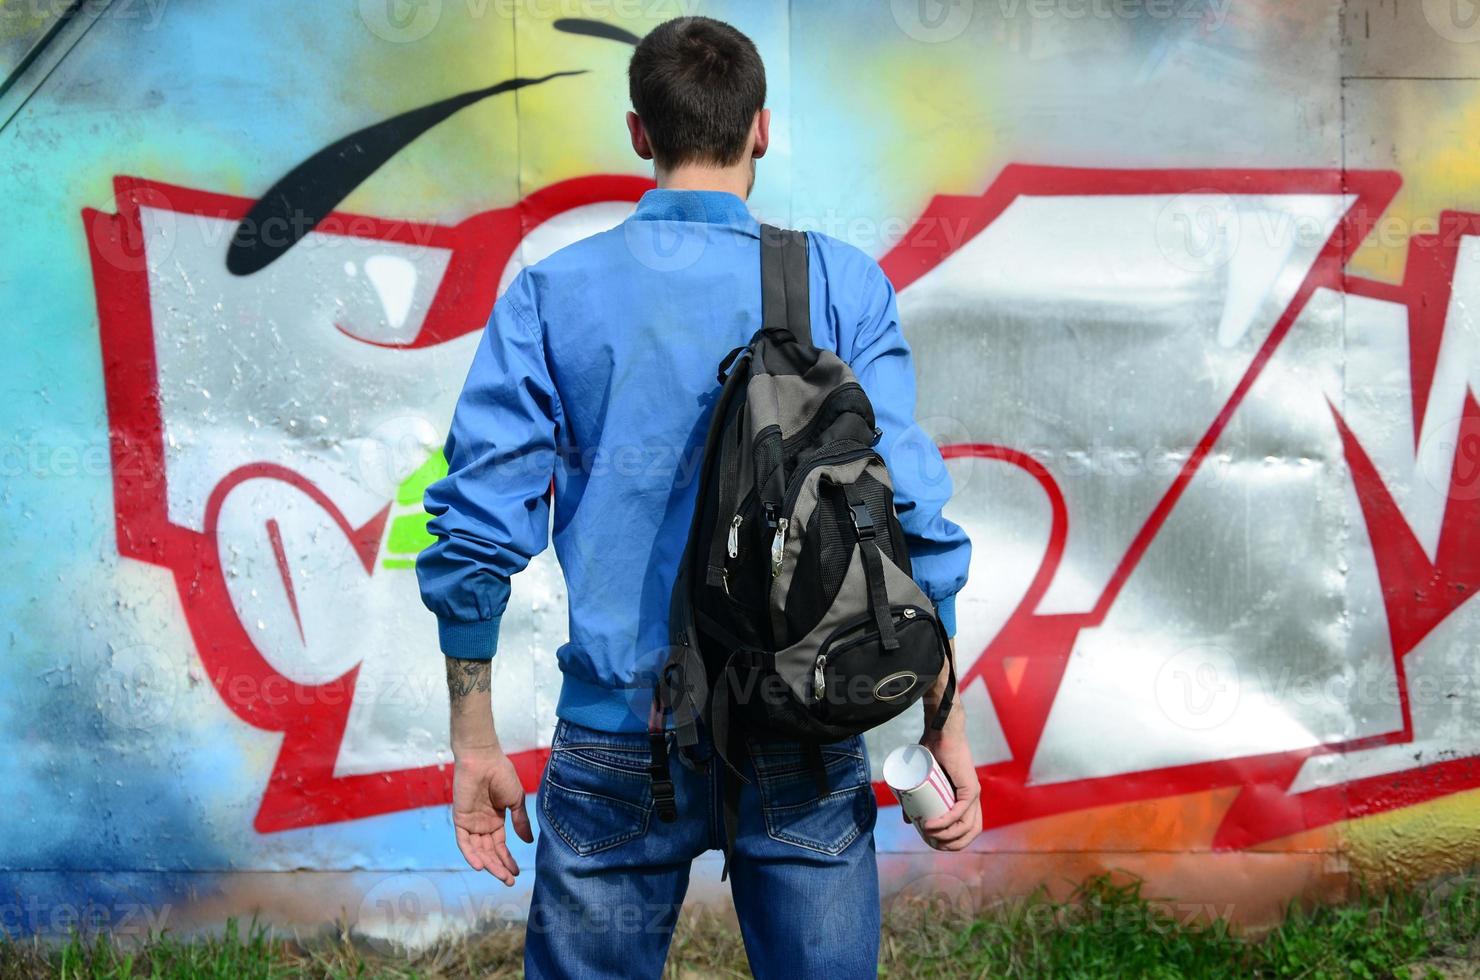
[{"xmin": 417, "ymin": 189, "xmax": 971, "ymax": 732}]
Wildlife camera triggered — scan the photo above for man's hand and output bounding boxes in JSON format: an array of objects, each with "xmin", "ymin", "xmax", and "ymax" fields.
[
  {"xmin": 451, "ymin": 746, "xmax": 533, "ymax": 885},
  {"xmin": 916, "ymin": 723, "xmax": 983, "ymax": 851},
  {"xmin": 444, "ymin": 657, "xmax": 532, "ymax": 885},
  {"xmin": 914, "ymin": 641, "xmax": 984, "ymax": 851}
]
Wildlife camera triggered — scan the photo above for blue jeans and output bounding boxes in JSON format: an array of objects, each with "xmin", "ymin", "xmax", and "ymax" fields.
[{"xmin": 525, "ymin": 719, "xmax": 880, "ymax": 979}]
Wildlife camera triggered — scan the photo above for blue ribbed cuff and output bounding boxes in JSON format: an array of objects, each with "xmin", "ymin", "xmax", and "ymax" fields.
[
  {"xmin": 438, "ymin": 617, "xmax": 501, "ymax": 659},
  {"xmin": 935, "ymin": 595, "xmax": 958, "ymax": 638}
]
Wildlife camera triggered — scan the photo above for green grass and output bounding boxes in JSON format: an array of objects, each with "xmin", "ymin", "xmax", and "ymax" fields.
[
  {"xmin": 880, "ymin": 875, "xmax": 1480, "ymax": 979},
  {"xmin": 5, "ymin": 874, "xmax": 1480, "ymax": 979}
]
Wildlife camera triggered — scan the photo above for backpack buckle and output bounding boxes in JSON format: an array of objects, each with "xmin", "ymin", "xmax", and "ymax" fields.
[
  {"xmin": 651, "ymin": 775, "xmax": 678, "ymax": 822},
  {"xmin": 849, "ymin": 502, "xmax": 877, "ymax": 540},
  {"xmin": 648, "ymin": 728, "xmax": 678, "ymax": 822}
]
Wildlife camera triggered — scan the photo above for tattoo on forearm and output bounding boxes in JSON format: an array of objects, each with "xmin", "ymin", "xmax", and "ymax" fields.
[{"xmin": 445, "ymin": 658, "xmax": 491, "ymax": 702}]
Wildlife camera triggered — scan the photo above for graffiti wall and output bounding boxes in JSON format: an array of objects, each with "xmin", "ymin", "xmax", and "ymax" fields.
[{"xmin": 6, "ymin": 0, "xmax": 1480, "ymax": 942}]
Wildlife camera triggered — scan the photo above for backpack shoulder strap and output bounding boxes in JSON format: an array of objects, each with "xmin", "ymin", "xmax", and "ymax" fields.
[{"xmin": 759, "ymin": 224, "xmax": 813, "ymax": 347}]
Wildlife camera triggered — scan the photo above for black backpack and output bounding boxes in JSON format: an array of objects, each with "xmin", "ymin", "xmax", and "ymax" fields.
[{"xmin": 649, "ymin": 225, "xmax": 956, "ymax": 866}]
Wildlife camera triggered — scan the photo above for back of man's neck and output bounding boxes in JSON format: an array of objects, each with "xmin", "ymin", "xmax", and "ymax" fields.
[{"xmin": 656, "ymin": 166, "xmax": 751, "ymax": 200}]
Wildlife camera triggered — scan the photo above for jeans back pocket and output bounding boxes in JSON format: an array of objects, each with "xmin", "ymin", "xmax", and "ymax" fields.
[
  {"xmin": 747, "ymin": 736, "xmax": 875, "ymax": 855},
  {"xmin": 540, "ymin": 724, "xmax": 654, "ymax": 857}
]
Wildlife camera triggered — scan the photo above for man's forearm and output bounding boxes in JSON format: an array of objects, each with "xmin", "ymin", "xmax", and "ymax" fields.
[
  {"xmin": 922, "ymin": 639, "xmax": 965, "ymax": 736},
  {"xmin": 445, "ymin": 657, "xmax": 500, "ymax": 755}
]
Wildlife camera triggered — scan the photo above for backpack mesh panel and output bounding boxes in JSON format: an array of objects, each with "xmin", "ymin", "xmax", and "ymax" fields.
[
  {"xmin": 817, "ymin": 484, "xmax": 854, "ymax": 591},
  {"xmin": 783, "ymin": 487, "xmax": 848, "ymax": 642}
]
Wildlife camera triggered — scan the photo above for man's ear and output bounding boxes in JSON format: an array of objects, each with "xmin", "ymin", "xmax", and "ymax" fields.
[
  {"xmin": 751, "ymin": 108, "xmax": 771, "ymax": 159},
  {"xmin": 627, "ymin": 111, "xmax": 654, "ymax": 161}
]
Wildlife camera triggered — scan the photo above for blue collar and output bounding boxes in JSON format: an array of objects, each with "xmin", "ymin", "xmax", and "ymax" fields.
[{"xmin": 629, "ymin": 189, "xmax": 759, "ymax": 235}]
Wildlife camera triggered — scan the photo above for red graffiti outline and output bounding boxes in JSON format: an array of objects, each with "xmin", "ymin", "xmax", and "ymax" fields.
[
  {"xmin": 878, "ymin": 165, "xmax": 1480, "ymax": 847},
  {"xmin": 86, "ymin": 173, "xmax": 649, "ymax": 830},
  {"xmin": 89, "ymin": 164, "xmax": 1480, "ymax": 845}
]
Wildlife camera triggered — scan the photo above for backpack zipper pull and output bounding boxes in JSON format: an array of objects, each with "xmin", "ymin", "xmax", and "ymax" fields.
[
  {"xmin": 771, "ymin": 517, "xmax": 789, "ymax": 578},
  {"xmin": 727, "ymin": 514, "xmax": 742, "ymax": 559},
  {"xmin": 813, "ymin": 653, "xmax": 827, "ymax": 702}
]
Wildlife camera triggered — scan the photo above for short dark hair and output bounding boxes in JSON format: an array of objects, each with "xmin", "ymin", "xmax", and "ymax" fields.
[{"xmin": 628, "ymin": 17, "xmax": 766, "ymax": 170}]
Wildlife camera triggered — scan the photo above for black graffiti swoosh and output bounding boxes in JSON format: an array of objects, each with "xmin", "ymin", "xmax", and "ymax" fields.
[
  {"xmin": 225, "ymin": 70, "xmax": 586, "ymax": 276},
  {"xmin": 552, "ymin": 18, "xmax": 641, "ymax": 46}
]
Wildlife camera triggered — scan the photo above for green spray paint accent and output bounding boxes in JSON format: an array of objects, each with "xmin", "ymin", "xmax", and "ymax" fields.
[{"xmin": 382, "ymin": 450, "xmax": 447, "ymax": 570}]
